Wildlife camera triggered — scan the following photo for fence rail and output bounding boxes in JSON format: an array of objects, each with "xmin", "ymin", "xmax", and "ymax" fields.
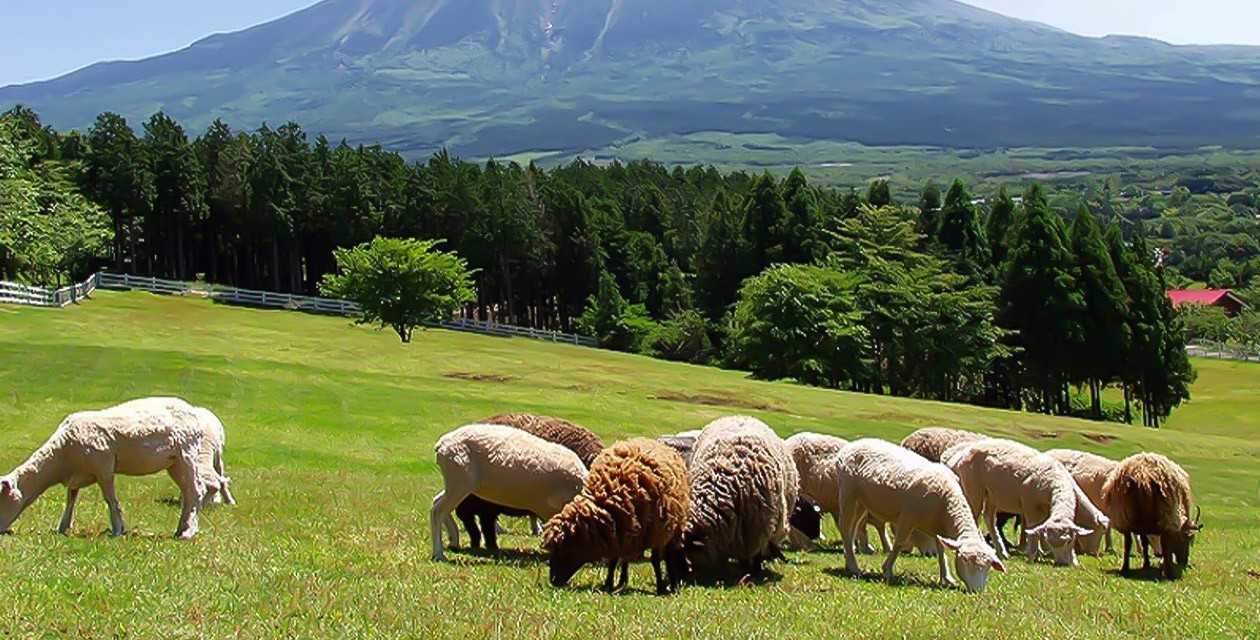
[
  {"xmin": 1187, "ymin": 341, "xmax": 1260, "ymax": 363},
  {"xmin": 0, "ymin": 272, "xmax": 597, "ymax": 347}
]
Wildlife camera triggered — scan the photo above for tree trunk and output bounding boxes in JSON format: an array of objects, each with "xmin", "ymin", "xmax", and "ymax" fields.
[{"xmin": 271, "ymin": 238, "xmax": 281, "ymax": 292}]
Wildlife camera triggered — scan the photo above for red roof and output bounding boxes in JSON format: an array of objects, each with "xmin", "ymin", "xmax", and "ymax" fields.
[{"xmin": 1167, "ymin": 290, "xmax": 1235, "ymax": 307}]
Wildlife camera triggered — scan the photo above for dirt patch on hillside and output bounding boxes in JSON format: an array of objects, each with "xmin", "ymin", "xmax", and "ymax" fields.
[
  {"xmin": 1082, "ymin": 433, "xmax": 1118, "ymax": 445},
  {"xmin": 1023, "ymin": 429, "xmax": 1062, "ymax": 440},
  {"xmin": 650, "ymin": 391, "xmax": 784, "ymax": 414},
  {"xmin": 444, "ymin": 372, "xmax": 517, "ymax": 384}
]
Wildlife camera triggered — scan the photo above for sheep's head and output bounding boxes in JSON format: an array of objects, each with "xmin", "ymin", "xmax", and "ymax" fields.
[
  {"xmin": 1163, "ymin": 507, "xmax": 1204, "ymax": 578},
  {"xmin": 939, "ymin": 536, "xmax": 1005, "ymax": 593},
  {"xmin": 541, "ymin": 518, "xmax": 596, "ymax": 588},
  {"xmin": 1025, "ymin": 520, "xmax": 1091, "ymax": 566},
  {"xmin": 0, "ymin": 476, "xmax": 22, "ymax": 534},
  {"xmin": 789, "ymin": 496, "xmax": 823, "ymax": 541}
]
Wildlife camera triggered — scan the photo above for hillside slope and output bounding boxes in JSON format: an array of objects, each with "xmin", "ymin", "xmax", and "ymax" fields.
[
  {"xmin": 3, "ymin": 0, "xmax": 1260, "ymax": 157},
  {"xmin": 0, "ymin": 291, "xmax": 1257, "ymax": 637}
]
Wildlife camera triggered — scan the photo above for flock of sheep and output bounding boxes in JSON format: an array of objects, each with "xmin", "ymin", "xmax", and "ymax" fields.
[
  {"xmin": 0, "ymin": 398, "xmax": 1201, "ymax": 597},
  {"xmin": 430, "ymin": 415, "xmax": 1203, "ymax": 594}
]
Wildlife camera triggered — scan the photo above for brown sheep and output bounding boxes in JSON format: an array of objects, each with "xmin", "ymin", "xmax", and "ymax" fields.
[
  {"xmin": 901, "ymin": 427, "xmax": 987, "ymax": 463},
  {"xmin": 1102, "ymin": 453, "xmax": 1202, "ymax": 579},
  {"xmin": 454, "ymin": 413, "xmax": 606, "ymax": 550},
  {"xmin": 542, "ymin": 438, "xmax": 690, "ymax": 595}
]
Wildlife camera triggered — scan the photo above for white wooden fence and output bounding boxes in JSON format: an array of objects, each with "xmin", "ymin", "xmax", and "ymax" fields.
[
  {"xmin": 2, "ymin": 272, "xmax": 598, "ymax": 347},
  {"xmin": 1187, "ymin": 341, "xmax": 1260, "ymax": 363},
  {"xmin": 0, "ymin": 277, "xmax": 97, "ymax": 307}
]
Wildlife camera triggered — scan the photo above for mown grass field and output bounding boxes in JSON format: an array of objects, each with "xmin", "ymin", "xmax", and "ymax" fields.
[{"xmin": 1, "ymin": 291, "xmax": 1257, "ymax": 638}]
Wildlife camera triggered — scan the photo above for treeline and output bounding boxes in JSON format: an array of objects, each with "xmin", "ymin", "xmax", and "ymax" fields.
[{"xmin": 0, "ymin": 106, "xmax": 1196, "ymax": 427}]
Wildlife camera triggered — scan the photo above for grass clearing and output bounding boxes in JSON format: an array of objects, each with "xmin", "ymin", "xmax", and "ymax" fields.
[{"xmin": 1, "ymin": 292, "xmax": 1257, "ymax": 638}]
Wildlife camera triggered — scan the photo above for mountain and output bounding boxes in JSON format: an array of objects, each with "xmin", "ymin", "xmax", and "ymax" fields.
[{"xmin": 4, "ymin": 0, "xmax": 1260, "ymax": 158}]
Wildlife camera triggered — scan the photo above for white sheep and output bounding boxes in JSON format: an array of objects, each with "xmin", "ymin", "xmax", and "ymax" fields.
[
  {"xmin": 900, "ymin": 427, "xmax": 988, "ymax": 462},
  {"xmin": 786, "ymin": 432, "xmax": 926, "ymax": 555},
  {"xmin": 945, "ymin": 438, "xmax": 1093, "ymax": 566},
  {"xmin": 835, "ymin": 438, "xmax": 1005, "ymax": 592},
  {"xmin": 0, "ymin": 397, "xmax": 205, "ymax": 539},
  {"xmin": 1046, "ymin": 448, "xmax": 1116, "ymax": 554},
  {"xmin": 430, "ymin": 424, "xmax": 587, "ymax": 561}
]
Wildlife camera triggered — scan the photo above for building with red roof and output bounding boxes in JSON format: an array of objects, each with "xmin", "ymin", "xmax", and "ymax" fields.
[{"xmin": 1166, "ymin": 290, "xmax": 1248, "ymax": 317}]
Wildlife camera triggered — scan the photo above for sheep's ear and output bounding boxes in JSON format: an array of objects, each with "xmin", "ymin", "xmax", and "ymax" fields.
[
  {"xmin": 990, "ymin": 559, "xmax": 1006, "ymax": 573},
  {"xmin": 1073, "ymin": 526, "xmax": 1094, "ymax": 537},
  {"xmin": 0, "ymin": 478, "xmax": 12, "ymax": 496},
  {"xmin": 1024, "ymin": 524, "xmax": 1044, "ymax": 537},
  {"xmin": 937, "ymin": 536, "xmax": 961, "ymax": 551}
]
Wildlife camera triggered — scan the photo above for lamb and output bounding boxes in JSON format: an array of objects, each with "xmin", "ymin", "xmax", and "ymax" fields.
[
  {"xmin": 543, "ymin": 438, "xmax": 690, "ymax": 595},
  {"xmin": 0, "ymin": 397, "xmax": 205, "ymax": 539},
  {"xmin": 430, "ymin": 424, "xmax": 587, "ymax": 561},
  {"xmin": 835, "ymin": 439, "xmax": 1005, "ymax": 592},
  {"xmin": 454, "ymin": 412, "xmax": 605, "ymax": 549},
  {"xmin": 679, "ymin": 416, "xmax": 799, "ymax": 580},
  {"xmin": 1101, "ymin": 453, "xmax": 1201, "ymax": 579},
  {"xmin": 900, "ymin": 427, "xmax": 988, "ymax": 462},
  {"xmin": 1046, "ymin": 449, "xmax": 1117, "ymax": 554},
  {"xmin": 945, "ymin": 438, "xmax": 1094, "ymax": 566}
]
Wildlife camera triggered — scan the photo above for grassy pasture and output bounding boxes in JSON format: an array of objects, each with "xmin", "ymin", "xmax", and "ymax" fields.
[{"xmin": 0, "ymin": 291, "xmax": 1257, "ymax": 638}]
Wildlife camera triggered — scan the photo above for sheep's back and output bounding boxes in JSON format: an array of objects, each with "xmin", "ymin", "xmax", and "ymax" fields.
[
  {"xmin": 1102, "ymin": 453, "xmax": 1193, "ymax": 535},
  {"xmin": 483, "ymin": 413, "xmax": 605, "ymax": 467},
  {"xmin": 901, "ymin": 427, "xmax": 986, "ymax": 462},
  {"xmin": 785, "ymin": 433, "xmax": 848, "ymax": 513},
  {"xmin": 584, "ymin": 438, "xmax": 690, "ymax": 553}
]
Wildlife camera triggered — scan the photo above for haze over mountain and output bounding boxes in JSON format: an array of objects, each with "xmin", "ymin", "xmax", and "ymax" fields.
[{"xmin": 3, "ymin": 0, "xmax": 1260, "ymax": 159}]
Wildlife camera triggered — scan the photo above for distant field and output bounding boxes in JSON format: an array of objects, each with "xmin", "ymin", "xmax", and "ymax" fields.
[{"xmin": 0, "ymin": 292, "xmax": 1257, "ymax": 638}]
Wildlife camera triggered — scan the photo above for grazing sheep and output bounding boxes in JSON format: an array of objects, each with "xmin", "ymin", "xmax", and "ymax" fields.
[
  {"xmin": 901, "ymin": 427, "xmax": 988, "ymax": 462},
  {"xmin": 1101, "ymin": 453, "xmax": 1201, "ymax": 579},
  {"xmin": 430, "ymin": 424, "xmax": 587, "ymax": 561},
  {"xmin": 679, "ymin": 416, "xmax": 798, "ymax": 580},
  {"xmin": 543, "ymin": 438, "xmax": 690, "ymax": 595},
  {"xmin": 454, "ymin": 412, "xmax": 606, "ymax": 546},
  {"xmin": 1046, "ymin": 449, "xmax": 1117, "ymax": 554},
  {"xmin": 0, "ymin": 397, "xmax": 205, "ymax": 539},
  {"xmin": 945, "ymin": 439, "xmax": 1093, "ymax": 566},
  {"xmin": 836, "ymin": 439, "xmax": 1006, "ymax": 592},
  {"xmin": 189, "ymin": 406, "xmax": 235, "ymax": 508},
  {"xmin": 786, "ymin": 432, "xmax": 905, "ymax": 555}
]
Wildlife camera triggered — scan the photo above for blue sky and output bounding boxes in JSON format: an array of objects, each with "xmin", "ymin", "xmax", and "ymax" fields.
[{"xmin": 1, "ymin": 0, "xmax": 1257, "ymax": 87}]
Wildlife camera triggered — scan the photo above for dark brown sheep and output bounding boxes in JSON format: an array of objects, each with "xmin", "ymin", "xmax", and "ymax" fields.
[
  {"xmin": 454, "ymin": 413, "xmax": 606, "ymax": 550},
  {"xmin": 542, "ymin": 438, "xmax": 690, "ymax": 595},
  {"xmin": 1101, "ymin": 452, "xmax": 1202, "ymax": 579}
]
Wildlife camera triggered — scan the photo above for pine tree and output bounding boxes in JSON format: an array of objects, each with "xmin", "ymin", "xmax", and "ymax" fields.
[
  {"xmin": 998, "ymin": 183, "xmax": 1081, "ymax": 414},
  {"xmin": 867, "ymin": 179, "xmax": 893, "ymax": 207},
  {"xmin": 986, "ymin": 186, "xmax": 1016, "ymax": 269},
  {"xmin": 743, "ymin": 172, "xmax": 789, "ymax": 269},
  {"xmin": 936, "ymin": 179, "xmax": 991, "ymax": 276},
  {"xmin": 917, "ymin": 180, "xmax": 942, "ymax": 238},
  {"xmin": 1068, "ymin": 208, "xmax": 1129, "ymax": 419}
]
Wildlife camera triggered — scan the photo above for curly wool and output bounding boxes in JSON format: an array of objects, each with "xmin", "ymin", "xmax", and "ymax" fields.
[
  {"xmin": 483, "ymin": 413, "xmax": 605, "ymax": 466},
  {"xmin": 685, "ymin": 416, "xmax": 799, "ymax": 565},
  {"xmin": 901, "ymin": 427, "xmax": 987, "ymax": 462},
  {"xmin": 1102, "ymin": 453, "xmax": 1194, "ymax": 536},
  {"xmin": 543, "ymin": 438, "xmax": 689, "ymax": 563}
]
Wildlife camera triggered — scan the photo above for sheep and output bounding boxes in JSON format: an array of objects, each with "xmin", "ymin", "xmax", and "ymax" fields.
[
  {"xmin": 678, "ymin": 416, "xmax": 798, "ymax": 581},
  {"xmin": 453, "ymin": 412, "xmax": 605, "ymax": 547},
  {"xmin": 430, "ymin": 424, "xmax": 587, "ymax": 561},
  {"xmin": 189, "ymin": 406, "xmax": 235, "ymax": 508},
  {"xmin": 786, "ymin": 432, "xmax": 912, "ymax": 555},
  {"xmin": 835, "ymin": 439, "xmax": 1006, "ymax": 592},
  {"xmin": 900, "ymin": 427, "xmax": 988, "ymax": 462},
  {"xmin": 945, "ymin": 438, "xmax": 1094, "ymax": 566},
  {"xmin": 0, "ymin": 397, "xmax": 205, "ymax": 539},
  {"xmin": 543, "ymin": 438, "xmax": 690, "ymax": 595},
  {"xmin": 1046, "ymin": 449, "xmax": 1117, "ymax": 554},
  {"xmin": 661, "ymin": 430, "xmax": 821, "ymax": 553},
  {"xmin": 1101, "ymin": 453, "xmax": 1201, "ymax": 579}
]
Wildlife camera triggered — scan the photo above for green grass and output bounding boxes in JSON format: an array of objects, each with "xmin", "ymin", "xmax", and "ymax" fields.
[{"xmin": 1, "ymin": 291, "xmax": 1258, "ymax": 638}]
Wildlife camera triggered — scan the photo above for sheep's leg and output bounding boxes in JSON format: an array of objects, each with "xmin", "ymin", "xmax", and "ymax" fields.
[
  {"xmin": 839, "ymin": 496, "xmax": 864, "ymax": 576},
  {"xmin": 168, "ymin": 455, "xmax": 203, "ymax": 539},
  {"xmin": 214, "ymin": 451, "xmax": 236, "ymax": 506},
  {"xmin": 936, "ymin": 538, "xmax": 957, "ymax": 587},
  {"xmin": 1121, "ymin": 532, "xmax": 1132, "ymax": 575},
  {"xmin": 458, "ymin": 509, "xmax": 482, "ymax": 550},
  {"xmin": 482, "ymin": 515, "xmax": 499, "ymax": 552},
  {"xmin": 651, "ymin": 548, "xmax": 669, "ymax": 595},
  {"xmin": 1141, "ymin": 535, "xmax": 1151, "ymax": 570},
  {"xmin": 1104, "ymin": 527, "xmax": 1114, "ymax": 554},
  {"xmin": 873, "ymin": 517, "xmax": 893, "ymax": 554},
  {"xmin": 96, "ymin": 471, "xmax": 127, "ymax": 537},
  {"xmin": 603, "ymin": 559, "xmax": 619, "ymax": 592},
  {"xmin": 882, "ymin": 517, "xmax": 913, "ymax": 584},
  {"xmin": 57, "ymin": 487, "xmax": 80, "ymax": 534},
  {"xmin": 430, "ymin": 488, "xmax": 470, "ymax": 561},
  {"xmin": 983, "ymin": 504, "xmax": 1008, "ymax": 560},
  {"xmin": 529, "ymin": 516, "xmax": 542, "ymax": 536},
  {"xmin": 616, "ymin": 560, "xmax": 630, "ymax": 591}
]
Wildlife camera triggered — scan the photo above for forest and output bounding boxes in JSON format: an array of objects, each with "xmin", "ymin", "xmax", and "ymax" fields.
[{"xmin": 4, "ymin": 106, "xmax": 1258, "ymax": 427}]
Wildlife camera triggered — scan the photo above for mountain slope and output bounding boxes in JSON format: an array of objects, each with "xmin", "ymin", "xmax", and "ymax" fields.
[{"xmin": 4, "ymin": 0, "xmax": 1260, "ymax": 157}]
